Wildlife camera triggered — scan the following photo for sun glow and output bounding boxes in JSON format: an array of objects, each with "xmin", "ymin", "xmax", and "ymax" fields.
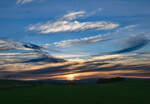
[{"xmin": 67, "ymin": 74, "xmax": 76, "ymax": 80}]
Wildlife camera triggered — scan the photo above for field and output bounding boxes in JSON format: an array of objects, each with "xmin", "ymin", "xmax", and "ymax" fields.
[{"xmin": 0, "ymin": 80, "xmax": 150, "ymax": 104}]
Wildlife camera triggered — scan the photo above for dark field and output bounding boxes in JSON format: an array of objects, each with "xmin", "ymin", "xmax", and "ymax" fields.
[{"xmin": 0, "ymin": 80, "xmax": 150, "ymax": 104}]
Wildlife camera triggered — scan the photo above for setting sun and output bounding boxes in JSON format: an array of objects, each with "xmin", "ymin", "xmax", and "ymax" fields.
[{"xmin": 67, "ymin": 74, "xmax": 76, "ymax": 80}]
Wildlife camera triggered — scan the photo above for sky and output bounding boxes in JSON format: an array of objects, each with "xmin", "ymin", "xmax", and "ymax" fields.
[
  {"xmin": 0, "ymin": 0, "xmax": 150, "ymax": 81},
  {"xmin": 0, "ymin": 0, "xmax": 150, "ymax": 60}
]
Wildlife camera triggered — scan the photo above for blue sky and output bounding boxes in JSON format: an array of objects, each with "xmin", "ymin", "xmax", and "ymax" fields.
[{"xmin": 0, "ymin": 0, "xmax": 150, "ymax": 60}]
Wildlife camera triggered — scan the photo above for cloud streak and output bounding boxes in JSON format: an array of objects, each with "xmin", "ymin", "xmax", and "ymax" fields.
[
  {"xmin": 0, "ymin": 39, "xmax": 41, "ymax": 51},
  {"xmin": 16, "ymin": 0, "xmax": 46, "ymax": 5},
  {"xmin": 29, "ymin": 20, "xmax": 119, "ymax": 34},
  {"xmin": 111, "ymin": 34, "xmax": 149, "ymax": 54},
  {"xmin": 28, "ymin": 9, "xmax": 119, "ymax": 34},
  {"xmin": 63, "ymin": 11, "xmax": 86, "ymax": 20},
  {"xmin": 0, "ymin": 39, "xmax": 65, "ymax": 67},
  {"xmin": 62, "ymin": 9, "xmax": 102, "ymax": 20},
  {"xmin": 40, "ymin": 25, "xmax": 136, "ymax": 48},
  {"xmin": 52, "ymin": 25, "xmax": 137, "ymax": 48},
  {"xmin": 16, "ymin": 0, "xmax": 34, "ymax": 5},
  {"xmin": 53, "ymin": 34, "xmax": 108, "ymax": 48}
]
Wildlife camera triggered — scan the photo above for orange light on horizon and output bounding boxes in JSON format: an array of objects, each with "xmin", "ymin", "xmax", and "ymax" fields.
[{"xmin": 67, "ymin": 74, "xmax": 76, "ymax": 80}]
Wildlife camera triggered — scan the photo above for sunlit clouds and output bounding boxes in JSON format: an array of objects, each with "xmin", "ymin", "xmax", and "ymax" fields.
[{"xmin": 1, "ymin": 53, "xmax": 150, "ymax": 81}]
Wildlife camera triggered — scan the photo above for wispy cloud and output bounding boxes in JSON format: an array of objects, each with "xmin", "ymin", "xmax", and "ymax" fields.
[
  {"xmin": 62, "ymin": 8, "xmax": 102, "ymax": 20},
  {"xmin": 28, "ymin": 20, "xmax": 119, "ymax": 34},
  {"xmin": 0, "ymin": 39, "xmax": 64, "ymax": 68},
  {"xmin": 16, "ymin": 0, "xmax": 34, "ymax": 5},
  {"xmin": 62, "ymin": 9, "xmax": 102, "ymax": 20},
  {"xmin": 0, "ymin": 39, "xmax": 41, "ymax": 51},
  {"xmin": 53, "ymin": 34, "xmax": 107, "ymax": 48},
  {"xmin": 28, "ymin": 9, "xmax": 119, "ymax": 34},
  {"xmin": 51, "ymin": 53, "xmax": 91, "ymax": 61},
  {"xmin": 16, "ymin": 0, "xmax": 46, "ymax": 5},
  {"xmin": 63, "ymin": 11, "xmax": 86, "ymax": 20},
  {"xmin": 52, "ymin": 25, "xmax": 137, "ymax": 48},
  {"xmin": 111, "ymin": 34, "xmax": 149, "ymax": 54},
  {"xmin": 116, "ymin": 24, "xmax": 137, "ymax": 33}
]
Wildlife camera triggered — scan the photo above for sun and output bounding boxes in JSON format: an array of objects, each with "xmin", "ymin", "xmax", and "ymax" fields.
[{"xmin": 67, "ymin": 74, "xmax": 76, "ymax": 80}]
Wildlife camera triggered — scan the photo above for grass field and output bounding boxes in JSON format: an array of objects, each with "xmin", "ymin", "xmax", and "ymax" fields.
[{"xmin": 0, "ymin": 80, "xmax": 150, "ymax": 104}]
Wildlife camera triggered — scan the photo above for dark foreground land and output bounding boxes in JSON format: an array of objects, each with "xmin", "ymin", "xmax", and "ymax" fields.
[{"xmin": 0, "ymin": 79, "xmax": 150, "ymax": 104}]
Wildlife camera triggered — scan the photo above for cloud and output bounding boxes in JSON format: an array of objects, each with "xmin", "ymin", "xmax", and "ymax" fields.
[
  {"xmin": 28, "ymin": 20, "xmax": 119, "ymax": 34},
  {"xmin": 87, "ymin": 8, "xmax": 102, "ymax": 17},
  {"xmin": 52, "ymin": 24, "xmax": 137, "ymax": 48},
  {"xmin": 116, "ymin": 24, "xmax": 137, "ymax": 33},
  {"xmin": 38, "ymin": 25, "xmax": 137, "ymax": 49},
  {"xmin": 0, "ymin": 39, "xmax": 41, "ymax": 51},
  {"xmin": 53, "ymin": 34, "xmax": 108, "ymax": 48},
  {"xmin": 16, "ymin": 0, "xmax": 34, "ymax": 5},
  {"xmin": 62, "ymin": 8, "xmax": 102, "ymax": 20},
  {"xmin": 111, "ymin": 34, "xmax": 149, "ymax": 54},
  {"xmin": 40, "ymin": 24, "xmax": 136, "ymax": 48},
  {"xmin": 16, "ymin": 0, "xmax": 46, "ymax": 5},
  {"xmin": 28, "ymin": 9, "xmax": 119, "ymax": 33},
  {"xmin": 0, "ymin": 39, "xmax": 64, "ymax": 67},
  {"xmin": 48, "ymin": 53, "xmax": 91, "ymax": 61},
  {"xmin": 63, "ymin": 11, "xmax": 86, "ymax": 20}
]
